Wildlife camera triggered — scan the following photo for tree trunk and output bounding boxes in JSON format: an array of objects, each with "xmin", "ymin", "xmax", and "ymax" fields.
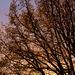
[
  {"xmin": 40, "ymin": 70, "xmax": 45, "ymax": 75},
  {"xmin": 38, "ymin": 69, "xmax": 45, "ymax": 75}
]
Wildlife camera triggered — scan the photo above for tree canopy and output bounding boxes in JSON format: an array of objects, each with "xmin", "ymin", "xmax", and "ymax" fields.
[{"xmin": 0, "ymin": 0, "xmax": 75, "ymax": 75}]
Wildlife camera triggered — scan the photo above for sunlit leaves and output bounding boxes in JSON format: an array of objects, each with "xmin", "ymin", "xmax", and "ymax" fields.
[{"xmin": 0, "ymin": 0, "xmax": 74, "ymax": 75}]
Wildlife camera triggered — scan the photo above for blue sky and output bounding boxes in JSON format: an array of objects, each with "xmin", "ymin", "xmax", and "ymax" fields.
[
  {"xmin": 0, "ymin": 0, "xmax": 12, "ymax": 24},
  {"xmin": 0, "ymin": 0, "xmax": 35, "ymax": 24}
]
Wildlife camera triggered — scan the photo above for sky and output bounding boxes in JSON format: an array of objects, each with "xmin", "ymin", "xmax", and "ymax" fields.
[{"xmin": 0, "ymin": 0, "xmax": 12, "ymax": 24}]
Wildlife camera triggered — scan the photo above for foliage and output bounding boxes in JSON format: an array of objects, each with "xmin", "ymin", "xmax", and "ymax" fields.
[{"xmin": 0, "ymin": 0, "xmax": 75, "ymax": 75}]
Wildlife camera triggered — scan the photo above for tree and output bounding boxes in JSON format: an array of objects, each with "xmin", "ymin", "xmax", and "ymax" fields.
[{"xmin": 1, "ymin": 0, "xmax": 75, "ymax": 75}]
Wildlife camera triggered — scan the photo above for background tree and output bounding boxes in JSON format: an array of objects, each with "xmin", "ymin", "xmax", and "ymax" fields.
[{"xmin": 0, "ymin": 0, "xmax": 75, "ymax": 75}]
